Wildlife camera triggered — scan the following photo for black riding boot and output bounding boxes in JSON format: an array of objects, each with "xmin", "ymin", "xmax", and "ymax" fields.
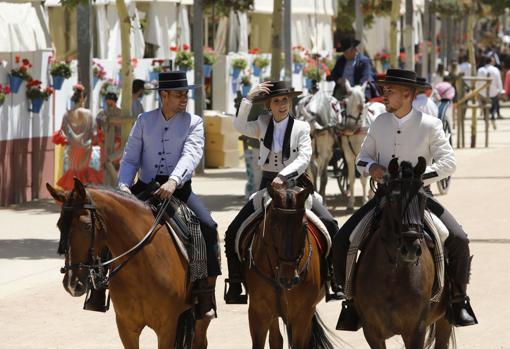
[
  {"xmin": 449, "ymin": 282, "xmax": 477, "ymax": 326},
  {"xmin": 192, "ymin": 278, "xmax": 217, "ymax": 320},
  {"xmin": 325, "ymin": 256, "xmax": 344, "ymax": 302},
  {"xmin": 224, "ymin": 256, "xmax": 247, "ymax": 304},
  {"xmin": 83, "ymin": 287, "xmax": 110, "ymax": 312}
]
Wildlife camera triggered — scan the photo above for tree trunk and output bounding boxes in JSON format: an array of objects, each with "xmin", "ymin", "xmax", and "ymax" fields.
[
  {"xmin": 390, "ymin": 0, "xmax": 401, "ymax": 68},
  {"xmin": 283, "ymin": 0, "xmax": 292, "ymax": 84},
  {"xmin": 404, "ymin": 0, "xmax": 414, "ymax": 70},
  {"xmin": 76, "ymin": 0, "xmax": 93, "ymax": 108},
  {"xmin": 270, "ymin": 0, "xmax": 283, "ymax": 80},
  {"xmin": 194, "ymin": 0, "xmax": 205, "ymax": 174},
  {"xmin": 116, "ymin": 0, "xmax": 133, "ymax": 144}
]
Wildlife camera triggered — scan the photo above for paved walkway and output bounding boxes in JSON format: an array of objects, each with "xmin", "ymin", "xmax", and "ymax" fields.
[{"xmin": 1, "ymin": 115, "xmax": 509, "ymax": 348}]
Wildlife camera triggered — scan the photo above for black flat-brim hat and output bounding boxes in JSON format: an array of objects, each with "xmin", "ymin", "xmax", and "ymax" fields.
[
  {"xmin": 376, "ymin": 69, "xmax": 421, "ymax": 88},
  {"xmin": 147, "ymin": 71, "xmax": 200, "ymax": 91},
  {"xmin": 336, "ymin": 37, "xmax": 361, "ymax": 52},
  {"xmin": 252, "ymin": 80, "xmax": 302, "ymax": 103},
  {"xmin": 416, "ymin": 76, "xmax": 432, "ymax": 91}
]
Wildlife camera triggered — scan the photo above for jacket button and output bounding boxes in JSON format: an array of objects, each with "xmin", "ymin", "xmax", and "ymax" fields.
[
  {"xmin": 164, "ymin": 127, "xmax": 168, "ymax": 131},
  {"xmin": 154, "ymin": 164, "xmax": 158, "ymax": 168},
  {"xmin": 158, "ymin": 152, "xmax": 162, "ymax": 155},
  {"xmin": 397, "ymin": 130, "xmax": 401, "ymax": 134},
  {"xmin": 161, "ymin": 158, "xmax": 165, "ymax": 161},
  {"xmin": 293, "ymin": 149, "xmax": 296, "ymax": 152},
  {"xmin": 392, "ymin": 154, "xmax": 395, "ymax": 158}
]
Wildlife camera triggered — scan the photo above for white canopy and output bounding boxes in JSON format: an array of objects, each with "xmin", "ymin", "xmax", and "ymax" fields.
[
  {"xmin": 0, "ymin": 2, "xmax": 51, "ymax": 52},
  {"xmin": 253, "ymin": 0, "xmax": 336, "ymax": 16}
]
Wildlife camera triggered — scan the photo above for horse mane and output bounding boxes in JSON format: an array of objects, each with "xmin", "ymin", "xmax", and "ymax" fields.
[{"xmin": 85, "ymin": 184, "xmax": 151, "ymax": 211}]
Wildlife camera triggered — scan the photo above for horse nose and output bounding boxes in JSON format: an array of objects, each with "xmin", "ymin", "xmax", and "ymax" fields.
[{"xmin": 75, "ymin": 280, "xmax": 85, "ymax": 293}]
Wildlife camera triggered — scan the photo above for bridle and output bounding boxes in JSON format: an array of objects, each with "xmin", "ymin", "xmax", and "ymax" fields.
[
  {"xmin": 58, "ymin": 194, "xmax": 169, "ymax": 289},
  {"xmin": 249, "ymin": 205, "xmax": 313, "ymax": 290}
]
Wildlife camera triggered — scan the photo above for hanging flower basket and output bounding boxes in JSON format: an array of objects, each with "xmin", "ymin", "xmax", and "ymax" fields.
[
  {"xmin": 149, "ymin": 71, "xmax": 159, "ymax": 81},
  {"xmin": 252, "ymin": 56, "xmax": 269, "ymax": 78},
  {"xmin": 204, "ymin": 47, "xmax": 216, "ymax": 78},
  {"xmin": 204, "ymin": 64, "xmax": 212, "ymax": 78},
  {"xmin": 29, "ymin": 97, "xmax": 44, "ymax": 113},
  {"xmin": 231, "ymin": 58, "xmax": 247, "ymax": 80},
  {"xmin": 293, "ymin": 63, "xmax": 303, "ymax": 74},
  {"xmin": 174, "ymin": 44, "xmax": 193, "ymax": 71},
  {"xmin": 49, "ymin": 61, "xmax": 72, "ymax": 90},
  {"xmin": 0, "ymin": 84, "xmax": 11, "ymax": 106},
  {"xmin": 9, "ymin": 75, "xmax": 23, "ymax": 93},
  {"xmin": 10, "ymin": 55, "xmax": 32, "ymax": 93},
  {"xmin": 93, "ymin": 61, "xmax": 107, "ymax": 87},
  {"xmin": 241, "ymin": 75, "xmax": 252, "ymax": 96}
]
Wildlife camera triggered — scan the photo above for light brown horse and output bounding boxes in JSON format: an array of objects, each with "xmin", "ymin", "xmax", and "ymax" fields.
[
  {"xmin": 47, "ymin": 178, "xmax": 211, "ymax": 349},
  {"xmin": 240, "ymin": 176, "xmax": 336, "ymax": 349},
  {"xmin": 354, "ymin": 158, "xmax": 454, "ymax": 348}
]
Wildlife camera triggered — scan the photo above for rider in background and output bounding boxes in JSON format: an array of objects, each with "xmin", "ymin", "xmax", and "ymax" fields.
[
  {"xmin": 224, "ymin": 81, "xmax": 342, "ymax": 304},
  {"xmin": 330, "ymin": 36, "xmax": 376, "ymax": 101},
  {"xmin": 413, "ymin": 77, "xmax": 439, "ymax": 117},
  {"xmin": 332, "ymin": 69, "xmax": 477, "ymax": 331},
  {"xmin": 118, "ymin": 72, "xmax": 220, "ymax": 320}
]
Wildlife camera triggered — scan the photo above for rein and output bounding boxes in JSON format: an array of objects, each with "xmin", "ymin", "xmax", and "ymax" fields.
[{"xmin": 59, "ymin": 196, "xmax": 170, "ymax": 289}]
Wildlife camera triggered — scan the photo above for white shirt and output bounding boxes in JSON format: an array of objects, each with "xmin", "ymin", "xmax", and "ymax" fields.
[
  {"xmin": 272, "ymin": 117, "xmax": 289, "ymax": 153},
  {"xmin": 477, "ymin": 64, "xmax": 503, "ymax": 98},
  {"xmin": 412, "ymin": 94, "xmax": 438, "ymax": 118},
  {"xmin": 459, "ymin": 62, "xmax": 472, "ymax": 77},
  {"xmin": 356, "ymin": 108, "xmax": 455, "ymax": 186}
]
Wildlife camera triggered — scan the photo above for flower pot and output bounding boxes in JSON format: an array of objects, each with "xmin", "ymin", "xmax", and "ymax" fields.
[
  {"xmin": 204, "ymin": 64, "xmax": 212, "ymax": 78},
  {"xmin": 149, "ymin": 71, "xmax": 159, "ymax": 81},
  {"xmin": 305, "ymin": 78, "xmax": 312, "ymax": 91},
  {"xmin": 232, "ymin": 68, "xmax": 241, "ymax": 80},
  {"xmin": 293, "ymin": 63, "xmax": 303, "ymax": 74},
  {"xmin": 93, "ymin": 76, "xmax": 98, "ymax": 88},
  {"xmin": 52, "ymin": 75, "xmax": 65, "ymax": 90},
  {"xmin": 242, "ymin": 84, "xmax": 251, "ymax": 96},
  {"xmin": 29, "ymin": 97, "xmax": 44, "ymax": 113},
  {"xmin": 117, "ymin": 72, "xmax": 122, "ymax": 84},
  {"xmin": 253, "ymin": 66, "xmax": 262, "ymax": 77},
  {"xmin": 9, "ymin": 75, "xmax": 24, "ymax": 93}
]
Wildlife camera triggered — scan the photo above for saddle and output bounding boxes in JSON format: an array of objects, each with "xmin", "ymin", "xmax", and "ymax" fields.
[
  {"xmin": 139, "ymin": 181, "xmax": 208, "ymax": 282},
  {"xmin": 234, "ymin": 189, "xmax": 332, "ymax": 262}
]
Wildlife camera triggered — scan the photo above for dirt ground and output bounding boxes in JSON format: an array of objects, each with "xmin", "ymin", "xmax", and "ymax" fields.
[{"xmin": 1, "ymin": 117, "xmax": 510, "ymax": 348}]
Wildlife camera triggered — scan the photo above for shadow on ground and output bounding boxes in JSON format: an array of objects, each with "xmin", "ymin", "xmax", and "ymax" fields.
[
  {"xmin": 0, "ymin": 239, "xmax": 61, "ymax": 259},
  {"xmin": 199, "ymin": 194, "xmax": 247, "ymax": 212},
  {"xmin": 2, "ymin": 199, "xmax": 60, "ymax": 214}
]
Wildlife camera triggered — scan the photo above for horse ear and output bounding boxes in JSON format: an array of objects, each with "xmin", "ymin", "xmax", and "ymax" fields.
[
  {"xmin": 73, "ymin": 177, "xmax": 87, "ymax": 200},
  {"xmin": 344, "ymin": 79, "xmax": 352, "ymax": 94},
  {"xmin": 414, "ymin": 156, "xmax": 427, "ymax": 176},
  {"xmin": 46, "ymin": 183, "xmax": 65, "ymax": 205},
  {"xmin": 388, "ymin": 158, "xmax": 399, "ymax": 177},
  {"xmin": 360, "ymin": 81, "xmax": 368, "ymax": 93}
]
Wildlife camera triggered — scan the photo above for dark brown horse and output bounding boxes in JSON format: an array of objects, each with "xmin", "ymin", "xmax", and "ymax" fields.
[
  {"xmin": 354, "ymin": 157, "xmax": 454, "ymax": 349},
  {"xmin": 47, "ymin": 178, "xmax": 212, "ymax": 349},
  {"xmin": 240, "ymin": 176, "xmax": 335, "ymax": 349}
]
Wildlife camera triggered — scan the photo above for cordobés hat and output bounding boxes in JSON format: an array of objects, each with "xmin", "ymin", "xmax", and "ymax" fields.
[
  {"xmin": 416, "ymin": 76, "xmax": 432, "ymax": 91},
  {"xmin": 252, "ymin": 80, "xmax": 302, "ymax": 103},
  {"xmin": 376, "ymin": 69, "xmax": 421, "ymax": 88},
  {"xmin": 336, "ymin": 37, "xmax": 361, "ymax": 52},
  {"xmin": 147, "ymin": 71, "xmax": 200, "ymax": 91}
]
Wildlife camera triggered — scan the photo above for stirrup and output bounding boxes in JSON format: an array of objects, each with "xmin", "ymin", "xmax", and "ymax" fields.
[
  {"xmin": 83, "ymin": 287, "xmax": 110, "ymax": 313},
  {"xmin": 325, "ymin": 282, "xmax": 345, "ymax": 302},
  {"xmin": 223, "ymin": 278, "xmax": 248, "ymax": 304},
  {"xmin": 449, "ymin": 296, "xmax": 478, "ymax": 327},
  {"xmin": 192, "ymin": 284, "xmax": 217, "ymax": 320}
]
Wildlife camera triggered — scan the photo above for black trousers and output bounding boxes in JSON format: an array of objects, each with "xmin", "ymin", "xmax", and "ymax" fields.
[
  {"xmin": 131, "ymin": 177, "xmax": 221, "ymax": 277},
  {"xmin": 332, "ymin": 194, "xmax": 471, "ymax": 286}
]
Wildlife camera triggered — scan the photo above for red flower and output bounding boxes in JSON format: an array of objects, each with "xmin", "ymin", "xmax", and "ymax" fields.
[
  {"xmin": 4, "ymin": 86, "xmax": 11, "ymax": 94},
  {"xmin": 248, "ymin": 48, "xmax": 259, "ymax": 54},
  {"xmin": 46, "ymin": 87, "xmax": 54, "ymax": 95},
  {"xmin": 15, "ymin": 55, "xmax": 20, "ymax": 64},
  {"xmin": 170, "ymin": 46, "xmax": 178, "ymax": 52},
  {"xmin": 182, "ymin": 43, "xmax": 190, "ymax": 51},
  {"xmin": 22, "ymin": 58, "xmax": 30, "ymax": 66}
]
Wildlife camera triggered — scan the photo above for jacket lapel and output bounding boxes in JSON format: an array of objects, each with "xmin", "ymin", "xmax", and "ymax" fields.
[
  {"xmin": 282, "ymin": 116, "xmax": 294, "ymax": 161},
  {"xmin": 263, "ymin": 119, "xmax": 274, "ymax": 150}
]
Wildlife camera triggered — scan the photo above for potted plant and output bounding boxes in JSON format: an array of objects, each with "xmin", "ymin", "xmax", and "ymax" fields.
[
  {"xmin": 231, "ymin": 57, "xmax": 247, "ymax": 80},
  {"xmin": 203, "ymin": 47, "xmax": 216, "ymax": 78},
  {"xmin": 252, "ymin": 56, "xmax": 270, "ymax": 77},
  {"xmin": 174, "ymin": 44, "xmax": 193, "ymax": 71},
  {"xmin": 92, "ymin": 61, "xmax": 107, "ymax": 87},
  {"xmin": 25, "ymin": 79, "xmax": 54, "ymax": 113},
  {"xmin": 150, "ymin": 59, "xmax": 165, "ymax": 81},
  {"xmin": 303, "ymin": 62, "xmax": 322, "ymax": 90},
  {"xmin": 0, "ymin": 84, "xmax": 11, "ymax": 107},
  {"xmin": 49, "ymin": 61, "xmax": 72, "ymax": 90},
  {"xmin": 99, "ymin": 79, "xmax": 118, "ymax": 108},
  {"xmin": 117, "ymin": 57, "xmax": 138, "ymax": 83},
  {"xmin": 9, "ymin": 55, "xmax": 32, "ymax": 93},
  {"xmin": 240, "ymin": 75, "xmax": 252, "ymax": 96},
  {"xmin": 292, "ymin": 45, "xmax": 306, "ymax": 74}
]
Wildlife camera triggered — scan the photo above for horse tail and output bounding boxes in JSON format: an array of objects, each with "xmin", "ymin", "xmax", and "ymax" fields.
[
  {"xmin": 424, "ymin": 323, "xmax": 436, "ymax": 349},
  {"xmin": 175, "ymin": 308, "xmax": 195, "ymax": 349},
  {"xmin": 309, "ymin": 312, "xmax": 338, "ymax": 349}
]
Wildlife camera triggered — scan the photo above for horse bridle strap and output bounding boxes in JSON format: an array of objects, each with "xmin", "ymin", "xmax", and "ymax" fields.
[{"xmin": 60, "ymin": 197, "xmax": 170, "ymax": 288}]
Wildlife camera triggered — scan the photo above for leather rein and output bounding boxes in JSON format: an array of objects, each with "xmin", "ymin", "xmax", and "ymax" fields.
[{"xmin": 59, "ymin": 195, "xmax": 169, "ymax": 289}]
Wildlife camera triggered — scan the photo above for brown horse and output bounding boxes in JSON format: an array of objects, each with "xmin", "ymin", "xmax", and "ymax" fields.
[
  {"xmin": 240, "ymin": 176, "xmax": 336, "ymax": 349},
  {"xmin": 354, "ymin": 157, "xmax": 454, "ymax": 349},
  {"xmin": 47, "ymin": 178, "xmax": 212, "ymax": 349}
]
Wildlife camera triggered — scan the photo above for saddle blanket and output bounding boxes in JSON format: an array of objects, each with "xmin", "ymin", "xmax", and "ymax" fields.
[
  {"xmin": 235, "ymin": 189, "xmax": 332, "ymax": 261},
  {"xmin": 344, "ymin": 208, "xmax": 446, "ymax": 303}
]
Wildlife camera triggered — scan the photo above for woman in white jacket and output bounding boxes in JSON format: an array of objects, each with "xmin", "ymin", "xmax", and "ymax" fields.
[{"xmin": 224, "ymin": 81, "xmax": 341, "ymax": 304}]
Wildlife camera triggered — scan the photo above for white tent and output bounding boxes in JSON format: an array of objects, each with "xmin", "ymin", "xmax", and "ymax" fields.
[{"xmin": 0, "ymin": 2, "xmax": 51, "ymax": 52}]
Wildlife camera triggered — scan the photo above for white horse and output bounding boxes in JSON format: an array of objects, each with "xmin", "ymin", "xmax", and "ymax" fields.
[
  {"xmin": 340, "ymin": 81, "xmax": 385, "ymax": 210},
  {"xmin": 297, "ymin": 90, "xmax": 342, "ymax": 199}
]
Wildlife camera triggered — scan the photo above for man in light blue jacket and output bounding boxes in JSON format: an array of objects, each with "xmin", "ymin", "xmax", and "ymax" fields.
[{"xmin": 118, "ymin": 71, "xmax": 220, "ymax": 320}]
